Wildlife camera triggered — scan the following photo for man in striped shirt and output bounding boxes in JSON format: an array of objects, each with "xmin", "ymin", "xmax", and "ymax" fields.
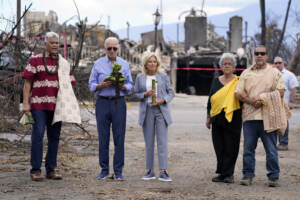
[{"xmin": 22, "ymin": 32, "xmax": 75, "ymax": 181}]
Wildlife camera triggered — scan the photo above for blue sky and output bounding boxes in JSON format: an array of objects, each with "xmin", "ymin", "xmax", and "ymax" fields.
[{"xmin": 1, "ymin": 0, "xmax": 259, "ymax": 31}]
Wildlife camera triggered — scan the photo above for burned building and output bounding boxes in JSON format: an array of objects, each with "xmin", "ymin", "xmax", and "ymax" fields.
[
  {"xmin": 141, "ymin": 30, "xmax": 164, "ymax": 49},
  {"xmin": 171, "ymin": 52, "xmax": 247, "ymax": 95},
  {"xmin": 228, "ymin": 16, "xmax": 243, "ymax": 53},
  {"xmin": 184, "ymin": 15, "xmax": 207, "ymax": 51},
  {"xmin": 171, "ymin": 12, "xmax": 247, "ymax": 95},
  {"xmin": 23, "ymin": 10, "xmax": 60, "ymax": 37},
  {"xmin": 85, "ymin": 25, "xmax": 118, "ymax": 47}
]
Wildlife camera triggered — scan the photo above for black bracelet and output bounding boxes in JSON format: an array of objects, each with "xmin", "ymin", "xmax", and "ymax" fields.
[{"xmin": 289, "ymin": 100, "xmax": 295, "ymax": 103}]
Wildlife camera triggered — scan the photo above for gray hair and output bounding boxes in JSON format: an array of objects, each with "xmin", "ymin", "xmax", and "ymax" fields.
[
  {"xmin": 45, "ymin": 32, "xmax": 59, "ymax": 42},
  {"xmin": 104, "ymin": 37, "xmax": 119, "ymax": 48},
  {"xmin": 141, "ymin": 51, "xmax": 161, "ymax": 75},
  {"xmin": 219, "ymin": 53, "xmax": 236, "ymax": 66}
]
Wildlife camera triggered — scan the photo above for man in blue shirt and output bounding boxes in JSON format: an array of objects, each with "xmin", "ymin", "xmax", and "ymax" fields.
[
  {"xmin": 88, "ymin": 37, "xmax": 133, "ymax": 180},
  {"xmin": 274, "ymin": 56, "xmax": 299, "ymax": 151}
]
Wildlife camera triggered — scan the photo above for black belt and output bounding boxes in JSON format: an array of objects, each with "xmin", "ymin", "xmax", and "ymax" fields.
[{"xmin": 99, "ymin": 96, "xmax": 123, "ymax": 100}]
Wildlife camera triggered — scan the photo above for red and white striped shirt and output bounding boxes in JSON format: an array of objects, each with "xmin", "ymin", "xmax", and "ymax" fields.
[{"xmin": 22, "ymin": 53, "xmax": 76, "ymax": 111}]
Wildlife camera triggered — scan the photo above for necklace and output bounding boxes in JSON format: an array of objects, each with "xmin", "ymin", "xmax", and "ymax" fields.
[{"xmin": 43, "ymin": 51, "xmax": 59, "ymax": 75}]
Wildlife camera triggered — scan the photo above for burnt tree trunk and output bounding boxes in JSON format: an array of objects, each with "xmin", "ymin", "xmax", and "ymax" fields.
[
  {"xmin": 72, "ymin": 18, "xmax": 87, "ymax": 71},
  {"xmin": 289, "ymin": 38, "xmax": 300, "ymax": 75}
]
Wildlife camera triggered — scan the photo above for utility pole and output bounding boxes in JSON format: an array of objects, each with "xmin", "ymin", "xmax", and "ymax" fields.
[
  {"xmin": 153, "ymin": 8, "xmax": 161, "ymax": 51},
  {"xmin": 126, "ymin": 21, "xmax": 130, "ymax": 40},
  {"xmin": 17, "ymin": 0, "xmax": 21, "ymax": 38},
  {"xmin": 107, "ymin": 15, "xmax": 110, "ymax": 30},
  {"xmin": 245, "ymin": 21, "xmax": 248, "ymax": 45},
  {"xmin": 106, "ymin": 15, "xmax": 110, "ymax": 38},
  {"xmin": 177, "ymin": 23, "xmax": 179, "ymax": 45},
  {"xmin": 160, "ymin": 0, "xmax": 163, "ymax": 30},
  {"xmin": 260, "ymin": 0, "xmax": 266, "ymax": 45}
]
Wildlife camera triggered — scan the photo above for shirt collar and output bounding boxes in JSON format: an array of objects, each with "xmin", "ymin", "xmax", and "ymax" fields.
[
  {"xmin": 105, "ymin": 55, "xmax": 119, "ymax": 64},
  {"xmin": 45, "ymin": 51, "xmax": 58, "ymax": 59},
  {"xmin": 250, "ymin": 63, "xmax": 268, "ymax": 70},
  {"xmin": 281, "ymin": 68, "xmax": 287, "ymax": 74}
]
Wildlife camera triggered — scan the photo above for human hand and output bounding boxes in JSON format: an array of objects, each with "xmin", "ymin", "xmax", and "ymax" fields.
[
  {"xmin": 144, "ymin": 90, "xmax": 155, "ymax": 97},
  {"xmin": 252, "ymin": 99, "xmax": 263, "ymax": 108},
  {"xmin": 101, "ymin": 81, "xmax": 113, "ymax": 88},
  {"xmin": 206, "ymin": 117, "xmax": 211, "ymax": 129},
  {"xmin": 152, "ymin": 98, "xmax": 165, "ymax": 106},
  {"xmin": 23, "ymin": 103, "xmax": 31, "ymax": 115},
  {"xmin": 118, "ymin": 82, "xmax": 126, "ymax": 90},
  {"xmin": 288, "ymin": 102, "xmax": 294, "ymax": 110}
]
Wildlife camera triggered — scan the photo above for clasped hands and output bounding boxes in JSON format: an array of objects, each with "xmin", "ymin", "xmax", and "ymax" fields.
[
  {"xmin": 144, "ymin": 90, "xmax": 165, "ymax": 106},
  {"xmin": 238, "ymin": 91, "xmax": 263, "ymax": 108},
  {"xmin": 97, "ymin": 80, "xmax": 126, "ymax": 90},
  {"xmin": 250, "ymin": 98, "xmax": 263, "ymax": 108}
]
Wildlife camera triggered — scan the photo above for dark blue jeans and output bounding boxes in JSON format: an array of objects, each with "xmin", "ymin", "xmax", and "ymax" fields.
[
  {"xmin": 95, "ymin": 97, "xmax": 126, "ymax": 176},
  {"xmin": 242, "ymin": 120, "xmax": 279, "ymax": 179},
  {"xmin": 278, "ymin": 121, "xmax": 289, "ymax": 145},
  {"xmin": 30, "ymin": 110, "xmax": 62, "ymax": 174}
]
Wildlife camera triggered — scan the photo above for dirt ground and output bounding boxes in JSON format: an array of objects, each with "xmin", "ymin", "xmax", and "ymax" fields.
[{"xmin": 1, "ymin": 94, "xmax": 300, "ymax": 200}]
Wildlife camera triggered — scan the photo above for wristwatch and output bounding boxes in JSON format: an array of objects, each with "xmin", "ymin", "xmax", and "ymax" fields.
[{"xmin": 289, "ymin": 100, "xmax": 295, "ymax": 103}]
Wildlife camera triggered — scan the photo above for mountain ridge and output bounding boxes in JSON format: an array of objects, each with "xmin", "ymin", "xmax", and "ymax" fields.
[{"xmin": 114, "ymin": 0, "xmax": 296, "ymax": 43}]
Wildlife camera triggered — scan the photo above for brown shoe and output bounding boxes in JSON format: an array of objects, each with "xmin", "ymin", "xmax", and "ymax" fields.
[
  {"xmin": 240, "ymin": 177, "xmax": 253, "ymax": 186},
  {"xmin": 30, "ymin": 172, "xmax": 44, "ymax": 181},
  {"xmin": 277, "ymin": 144, "xmax": 288, "ymax": 151},
  {"xmin": 268, "ymin": 178, "xmax": 279, "ymax": 187},
  {"xmin": 46, "ymin": 172, "xmax": 63, "ymax": 180}
]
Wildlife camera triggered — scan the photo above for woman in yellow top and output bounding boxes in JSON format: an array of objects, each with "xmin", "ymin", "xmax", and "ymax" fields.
[{"xmin": 206, "ymin": 53, "xmax": 242, "ymax": 184}]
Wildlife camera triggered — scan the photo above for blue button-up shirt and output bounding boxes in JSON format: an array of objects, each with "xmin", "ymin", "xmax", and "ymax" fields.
[{"xmin": 88, "ymin": 56, "xmax": 133, "ymax": 96}]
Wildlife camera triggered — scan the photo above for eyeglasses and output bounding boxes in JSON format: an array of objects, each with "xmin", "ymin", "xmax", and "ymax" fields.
[
  {"xmin": 274, "ymin": 62, "xmax": 282, "ymax": 65},
  {"xmin": 222, "ymin": 62, "xmax": 233, "ymax": 66},
  {"xmin": 254, "ymin": 52, "xmax": 266, "ymax": 56},
  {"xmin": 107, "ymin": 47, "xmax": 118, "ymax": 51}
]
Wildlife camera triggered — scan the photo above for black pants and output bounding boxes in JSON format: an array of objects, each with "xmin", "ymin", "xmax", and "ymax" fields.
[{"xmin": 211, "ymin": 113, "xmax": 242, "ymax": 177}]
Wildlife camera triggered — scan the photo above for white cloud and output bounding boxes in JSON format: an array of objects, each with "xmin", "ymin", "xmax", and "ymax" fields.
[{"xmin": 0, "ymin": 0, "xmax": 258, "ymax": 31}]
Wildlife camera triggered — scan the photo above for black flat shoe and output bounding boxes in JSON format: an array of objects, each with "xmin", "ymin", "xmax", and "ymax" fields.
[
  {"xmin": 212, "ymin": 175, "xmax": 225, "ymax": 182},
  {"xmin": 224, "ymin": 175, "xmax": 234, "ymax": 183}
]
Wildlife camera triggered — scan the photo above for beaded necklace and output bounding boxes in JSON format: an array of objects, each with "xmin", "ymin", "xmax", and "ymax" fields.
[{"xmin": 43, "ymin": 51, "xmax": 59, "ymax": 75}]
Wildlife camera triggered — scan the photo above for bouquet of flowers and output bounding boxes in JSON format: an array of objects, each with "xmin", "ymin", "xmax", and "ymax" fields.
[
  {"xmin": 103, "ymin": 63, "xmax": 126, "ymax": 83},
  {"xmin": 19, "ymin": 113, "xmax": 35, "ymax": 125},
  {"xmin": 152, "ymin": 79, "xmax": 157, "ymax": 104}
]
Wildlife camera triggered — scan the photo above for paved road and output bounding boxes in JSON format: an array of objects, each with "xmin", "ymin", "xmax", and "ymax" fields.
[
  {"xmin": 127, "ymin": 93, "xmax": 300, "ymax": 137},
  {"xmin": 1, "ymin": 94, "xmax": 300, "ymax": 200}
]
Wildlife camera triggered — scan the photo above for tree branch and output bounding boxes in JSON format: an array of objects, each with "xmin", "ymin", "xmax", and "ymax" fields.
[
  {"xmin": 273, "ymin": 0, "xmax": 292, "ymax": 60},
  {"xmin": 0, "ymin": 3, "xmax": 32, "ymax": 50}
]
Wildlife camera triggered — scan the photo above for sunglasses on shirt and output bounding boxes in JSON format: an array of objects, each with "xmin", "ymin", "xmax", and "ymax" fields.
[
  {"xmin": 107, "ymin": 47, "xmax": 118, "ymax": 51},
  {"xmin": 254, "ymin": 52, "xmax": 267, "ymax": 56}
]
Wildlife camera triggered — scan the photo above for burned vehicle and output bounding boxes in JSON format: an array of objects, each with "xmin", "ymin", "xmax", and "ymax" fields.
[{"xmin": 172, "ymin": 52, "xmax": 247, "ymax": 95}]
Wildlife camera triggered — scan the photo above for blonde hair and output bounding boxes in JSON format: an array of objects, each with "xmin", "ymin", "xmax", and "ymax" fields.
[{"xmin": 141, "ymin": 52, "xmax": 161, "ymax": 75}]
